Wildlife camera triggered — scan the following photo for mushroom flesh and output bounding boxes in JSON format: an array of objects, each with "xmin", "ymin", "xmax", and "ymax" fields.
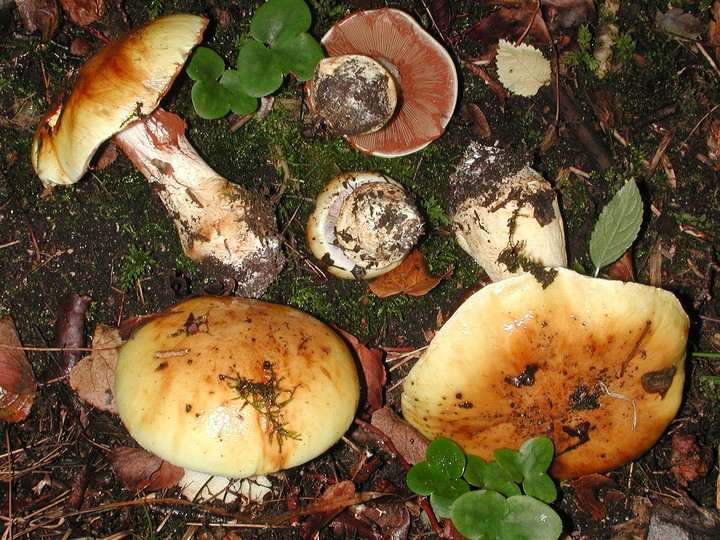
[
  {"xmin": 309, "ymin": 54, "xmax": 397, "ymax": 136},
  {"xmin": 306, "ymin": 172, "xmax": 424, "ymax": 279},
  {"xmin": 317, "ymin": 8, "xmax": 458, "ymax": 157},
  {"xmin": 114, "ymin": 296, "xmax": 360, "ymax": 479},
  {"xmin": 30, "ymin": 14, "xmax": 284, "ymax": 296},
  {"xmin": 450, "ymin": 142, "xmax": 567, "ymax": 282},
  {"xmin": 401, "ymin": 268, "xmax": 689, "ymax": 479}
]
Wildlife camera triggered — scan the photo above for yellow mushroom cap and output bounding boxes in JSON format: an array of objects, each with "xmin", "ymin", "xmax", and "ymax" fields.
[
  {"xmin": 401, "ymin": 268, "xmax": 689, "ymax": 479},
  {"xmin": 114, "ymin": 296, "xmax": 360, "ymax": 478},
  {"xmin": 31, "ymin": 14, "xmax": 208, "ymax": 187}
]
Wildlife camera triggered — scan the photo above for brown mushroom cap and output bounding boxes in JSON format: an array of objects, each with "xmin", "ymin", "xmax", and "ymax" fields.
[
  {"xmin": 401, "ymin": 268, "xmax": 689, "ymax": 479},
  {"xmin": 115, "ymin": 296, "xmax": 360, "ymax": 478},
  {"xmin": 31, "ymin": 14, "xmax": 207, "ymax": 187},
  {"xmin": 321, "ymin": 8, "xmax": 458, "ymax": 157}
]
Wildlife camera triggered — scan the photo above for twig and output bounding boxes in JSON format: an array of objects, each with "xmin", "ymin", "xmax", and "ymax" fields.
[{"xmin": 599, "ymin": 381, "xmax": 637, "ymax": 431}]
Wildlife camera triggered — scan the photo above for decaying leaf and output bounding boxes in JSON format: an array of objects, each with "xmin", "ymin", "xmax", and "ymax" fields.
[
  {"xmin": 0, "ymin": 316, "xmax": 36, "ymax": 422},
  {"xmin": 368, "ymin": 250, "xmax": 450, "ymax": 298},
  {"xmin": 495, "ymin": 39, "xmax": 552, "ymax": 97},
  {"xmin": 370, "ymin": 406, "xmax": 429, "ymax": 466},
  {"xmin": 466, "ymin": 3, "xmax": 551, "ymax": 55},
  {"xmin": 655, "ymin": 8, "xmax": 703, "ymax": 40},
  {"xmin": 15, "ymin": 0, "xmax": 61, "ymax": 41},
  {"xmin": 302, "ymin": 480, "xmax": 357, "ymax": 537},
  {"xmin": 571, "ymin": 474, "xmax": 621, "ymax": 521},
  {"xmin": 669, "ymin": 433, "xmax": 713, "ymax": 486},
  {"xmin": 59, "ymin": 0, "xmax": 108, "ymax": 26},
  {"xmin": 333, "ymin": 327, "xmax": 385, "ymax": 413},
  {"xmin": 109, "ymin": 446, "xmax": 185, "ymax": 493},
  {"xmin": 69, "ymin": 324, "xmax": 123, "ymax": 413},
  {"xmin": 463, "ymin": 102, "xmax": 492, "ymax": 138},
  {"xmin": 46, "ymin": 293, "xmax": 92, "ymax": 381}
]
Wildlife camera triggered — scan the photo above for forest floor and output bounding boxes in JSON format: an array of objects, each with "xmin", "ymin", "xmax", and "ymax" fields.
[{"xmin": 1, "ymin": 0, "xmax": 719, "ymax": 538}]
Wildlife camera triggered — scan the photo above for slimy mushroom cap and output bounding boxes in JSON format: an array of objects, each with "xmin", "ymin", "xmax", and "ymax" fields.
[
  {"xmin": 115, "ymin": 296, "xmax": 360, "ymax": 478},
  {"xmin": 31, "ymin": 13, "xmax": 208, "ymax": 187},
  {"xmin": 401, "ymin": 268, "xmax": 688, "ymax": 479}
]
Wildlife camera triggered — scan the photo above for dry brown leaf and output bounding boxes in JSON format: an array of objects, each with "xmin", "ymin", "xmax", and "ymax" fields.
[
  {"xmin": 0, "ymin": 316, "xmax": 36, "ymax": 422},
  {"xmin": 333, "ymin": 326, "xmax": 385, "ymax": 413},
  {"xmin": 69, "ymin": 324, "xmax": 122, "ymax": 413},
  {"xmin": 302, "ymin": 480, "xmax": 357, "ymax": 538},
  {"xmin": 570, "ymin": 474, "xmax": 620, "ymax": 520},
  {"xmin": 16, "ymin": 0, "xmax": 61, "ymax": 41},
  {"xmin": 606, "ymin": 251, "xmax": 635, "ymax": 282},
  {"xmin": 669, "ymin": 433, "xmax": 713, "ymax": 486},
  {"xmin": 464, "ymin": 102, "xmax": 492, "ymax": 138},
  {"xmin": 370, "ymin": 406, "xmax": 429, "ymax": 466},
  {"xmin": 59, "ymin": 0, "xmax": 108, "ymax": 26},
  {"xmin": 108, "ymin": 446, "xmax": 185, "ymax": 493},
  {"xmin": 369, "ymin": 250, "xmax": 450, "ymax": 298}
]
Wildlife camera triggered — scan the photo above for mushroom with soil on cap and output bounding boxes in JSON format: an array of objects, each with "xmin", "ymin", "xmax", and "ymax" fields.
[
  {"xmin": 401, "ymin": 268, "xmax": 689, "ymax": 479},
  {"xmin": 308, "ymin": 8, "xmax": 458, "ymax": 157},
  {"xmin": 114, "ymin": 296, "xmax": 360, "ymax": 487},
  {"xmin": 306, "ymin": 172, "xmax": 424, "ymax": 279},
  {"xmin": 450, "ymin": 141, "xmax": 567, "ymax": 282},
  {"xmin": 30, "ymin": 14, "xmax": 284, "ymax": 298}
]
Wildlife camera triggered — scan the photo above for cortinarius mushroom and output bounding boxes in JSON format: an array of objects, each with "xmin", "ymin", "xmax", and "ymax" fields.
[
  {"xmin": 306, "ymin": 172, "xmax": 424, "ymax": 279},
  {"xmin": 401, "ymin": 268, "xmax": 689, "ymax": 479},
  {"xmin": 317, "ymin": 8, "xmax": 458, "ymax": 157},
  {"xmin": 450, "ymin": 142, "xmax": 567, "ymax": 282},
  {"xmin": 114, "ymin": 296, "xmax": 360, "ymax": 479},
  {"xmin": 310, "ymin": 54, "xmax": 397, "ymax": 136},
  {"xmin": 30, "ymin": 14, "xmax": 284, "ymax": 297}
]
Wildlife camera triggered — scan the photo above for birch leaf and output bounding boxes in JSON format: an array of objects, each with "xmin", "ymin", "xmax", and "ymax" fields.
[
  {"xmin": 495, "ymin": 39, "xmax": 551, "ymax": 97},
  {"xmin": 589, "ymin": 179, "xmax": 644, "ymax": 276}
]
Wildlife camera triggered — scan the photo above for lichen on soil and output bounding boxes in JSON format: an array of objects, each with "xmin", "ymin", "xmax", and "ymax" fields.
[{"xmin": 1, "ymin": 0, "xmax": 720, "ymax": 538}]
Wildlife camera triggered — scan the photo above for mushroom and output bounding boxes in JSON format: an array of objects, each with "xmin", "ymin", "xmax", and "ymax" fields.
[
  {"xmin": 114, "ymin": 296, "xmax": 360, "ymax": 480},
  {"xmin": 30, "ymin": 14, "xmax": 284, "ymax": 297},
  {"xmin": 315, "ymin": 8, "xmax": 458, "ymax": 157},
  {"xmin": 450, "ymin": 141, "xmax": 567, "ymax": 282},
  {"xmin": 309, "ymin": 54, "xmax": 397, "ymax": 136},
  {"xmin": 401, "ymin": 268, "xmax": 689, "ymax": 479},
  {"xmin": 306, "ymin": 172, "xmax": 424, "ymax": 279}
]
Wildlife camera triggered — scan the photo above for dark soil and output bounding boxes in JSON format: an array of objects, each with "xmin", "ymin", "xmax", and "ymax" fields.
[{"xmin": 1, "ymin": 0, "xmax": 719, "ymax": 539}]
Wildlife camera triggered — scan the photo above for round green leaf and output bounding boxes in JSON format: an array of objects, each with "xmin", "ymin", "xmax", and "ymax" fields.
[
  {"xmin": 271, "ymin": 32, "xmax": 324, "ymax": 80},
  {"xmin": 519, "ymin": 436, "xmax": 555, "ymax": 474},
  {"xmin": 429, "ymin": 478, "xmax": 470, "ymax": 519},
  {"xmin": 250, "ymin": 0, "xmax": 311, "ymax": 45},
  {"xmin": 186, "ymin": 47, "xmax": 225, "ymax": 82},
  {"xmin": 494, "ymin": 448, "xmax": 524, "ymax": 483},
  {"xmin": 191, "ymin": 80, "xmax": 230, "ymax": 119},
  {"xmin": 450, "ymin": 490, "xmax": 509, "ymax": 540},
  {"xmin": 484, "ymin": 462, "xmax": 522, "ymax": 497},
  {"xmin": 406, "ymin": 461, "xmax": 449, "ymax": 496},
  {"xmin": 522, "ymin": 471, "xmax": 557, "ymax": 503},
  {"xmin": 504, "ymin": 495, "xmax": 563, "ymax": 540},
  {"xmin": 464, "ymin": 455, "xmax": 488, "ymax": 487},
  {"xmin": 236, "ymin": 40, "xmax": 284, "ymax": 97},
  {"xmin": 426, "ymin": 438, "xmax": 466, "ymax": 479},
  {"xmin": 219, "ymin": 70, "xmax": 258, "ymax": 115}
]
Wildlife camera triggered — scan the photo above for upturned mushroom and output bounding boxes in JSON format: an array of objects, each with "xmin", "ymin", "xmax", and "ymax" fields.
[
  {"xmin": 30, "ymin": 14, "xmax": 284, "ymax": 297},
  {"xmin": 114, "ymin": 296, "xmax": 360, "ymax": 480},
  {"xmin": 313, "ymin": 8, "xmax": 458, "ymax": 157},
  {"xmin": 309, "ymin": 54, "xmax": 397, "ymax": 136},
  {"xmin": 401, "ymin": 268, "xmax": 689, "ymax": 479},
  {"xmin": 450, "ymin": 142, "xmax": 567, "ymax": 282},
  {"xmin": 306, "ymin": 172, "xmax": 424, "ymax": 279}
]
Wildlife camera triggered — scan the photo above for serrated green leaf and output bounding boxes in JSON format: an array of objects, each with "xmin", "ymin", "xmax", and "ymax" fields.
[{"xmin": 589, "ymin": 179, "xmax": 644, "ymax": 276}]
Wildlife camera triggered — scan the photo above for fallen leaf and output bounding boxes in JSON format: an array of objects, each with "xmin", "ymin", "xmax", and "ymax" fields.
[
  {"xmin": 496, "ymin": 39, "xmax": 552, "ymax": 97},
  {"xmin": 15, "ymin": 0, "xmax": 61, "ymax": 41},
  {"xmin": 69, "ymin": 324, "xmax": 122, "ymax": 413},
  {"xmin": 463, "ymin": 102, "xmax": 492, "ymax": 137},
  {"xmin": 606, "ymin": 251, "xmax": 635, "ymax": 282},
  {"xmin": 571, "ymin": 474, "xmax": 621, "ymax": 520},
  {"xmin": 302, "ymin": 480, "xmax": 357, "ymax": 538},
  {"xmin": 370, "ymin": 406, "xmax": 429, "ymax": 466},
  {"xmin": 45, "ymin": 293, "xmax": 92, "ymax": 381},
  {"xmin": 333, "ymin": 326, "xmax": 385, "ymax": 413},
  {"xmin": 0, "ymin": 316, "xmax": 36, "ymax": 422},
  {"xmin": 541, "ymin": 0, "xmax": 597, "ymax": 42},
  {"xmin": 109, "ymin": 446, "xmax": 185, "ymax": 493},
  {"xmin": 368, "ymin": 250, "xmax": 450, "ymax": 298},
  {"xmin": 59, "ymin": 0, "xmax": 108, "ymax": 26},
  {"xmin": 669, "ymin": 433, "xmax": 713, "ymax": 486},
  {"xmin": 466, "ymin": 3, "xmax": 551, "ymax": 55},
  {"xmin": 655, "ymin": 8, "xmax": 703, "ymax": 39}
]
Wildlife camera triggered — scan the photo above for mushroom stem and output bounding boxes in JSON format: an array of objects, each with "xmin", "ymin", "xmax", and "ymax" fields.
[
  {"xmin": 114, "ymin": 109, "xmax": 284, "ymax": 297},
  {"xmin": 450, "ymin": 142, "xmax": 567, "ymax": 282}
]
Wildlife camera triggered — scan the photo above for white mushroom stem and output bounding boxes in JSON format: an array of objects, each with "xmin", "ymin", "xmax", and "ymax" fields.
[
  {"xmin": 451, "ymin": 142, "xmax": 567, "ymax": 282},
  {"xmin": 179, "ymin": 470, "xmax": 272, "ymax": 504},
  {"xmin": 114, "ymin": 109, "xmax": 283, "ymax": 297}
]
